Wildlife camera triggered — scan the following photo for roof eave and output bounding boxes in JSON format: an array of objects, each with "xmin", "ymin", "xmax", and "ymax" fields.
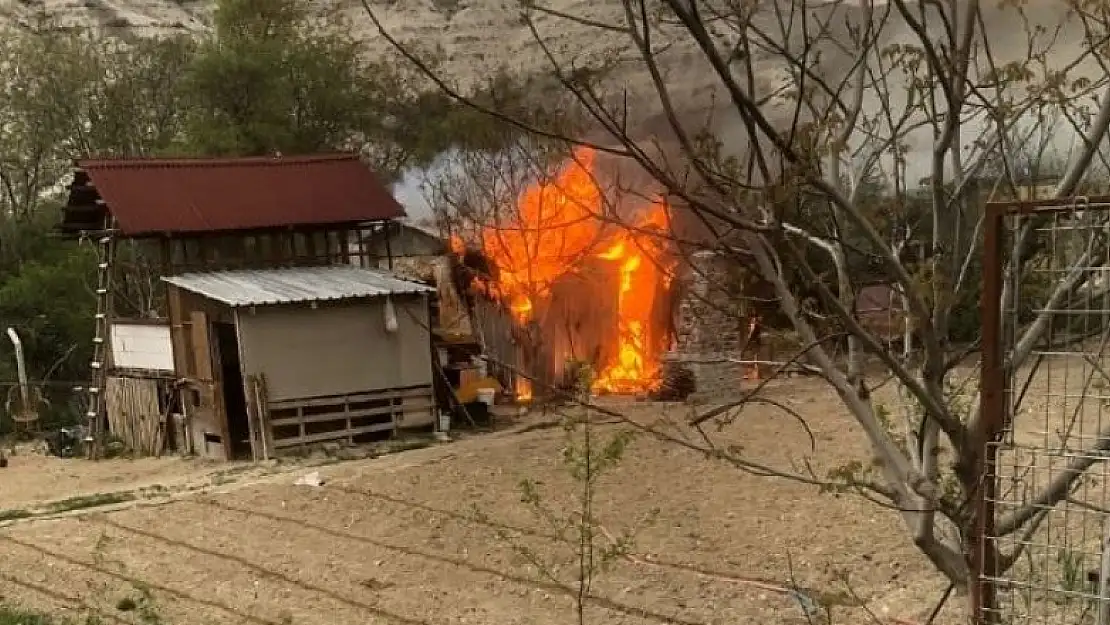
[
  {"xmin": 214, "ymin": 292, "xmax": 431, "ymax": 308},
  {"xmin": 122, "ymin": 218, "xmax": 402, "ymax": 239}
]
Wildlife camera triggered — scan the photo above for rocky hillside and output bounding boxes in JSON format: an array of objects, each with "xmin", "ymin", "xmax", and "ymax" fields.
[
  {"xmin": 0, "ymin": 0, "xmax": 209, "ymax": 34},
  {"xmin": 0, "ymin": 1, "xmax": 1099, "ymax": 96},
  {"xmin": 0, "ymin": 0, "xmax": 1100, "ymax": 170},
  {"xmin": 0, "ymin": 0, "xmax": 714, "ymax": 104},
  {"xmin": 0, "ymin": 0, "xmax": 646, "ymax": 77}
]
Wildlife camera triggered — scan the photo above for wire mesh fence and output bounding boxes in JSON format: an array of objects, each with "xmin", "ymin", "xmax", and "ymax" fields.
[{"xmin": 984, "ymin": 199, "xmax": 1110, "ymax": 624}]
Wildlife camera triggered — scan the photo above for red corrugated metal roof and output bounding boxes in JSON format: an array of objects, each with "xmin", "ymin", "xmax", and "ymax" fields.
[{"xmin": 77, "ymin": 153, "xmax": 405, "ymax": 236}]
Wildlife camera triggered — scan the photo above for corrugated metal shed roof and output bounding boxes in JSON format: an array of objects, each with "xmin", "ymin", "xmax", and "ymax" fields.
[
  {"xmin": 76, "ymin": 153, "xmax": 404, "ymax": 236},
  {"xmin": 163, "ymin": 266, "xmax": 434, "ymax": 307}
]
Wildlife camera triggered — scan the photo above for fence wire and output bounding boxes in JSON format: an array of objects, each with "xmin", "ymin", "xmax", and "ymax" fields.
[{"xmin": 986, "ymin": 201, "xmax": 1110, "ymax": 624}]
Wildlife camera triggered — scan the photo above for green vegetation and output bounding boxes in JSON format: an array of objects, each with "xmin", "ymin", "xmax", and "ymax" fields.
[
  {"xmin": 115, "ymin": 583, "xmax": 161, "ymax": 625},
  {"xmin": 0, "ymin": 603, "xmax": 142, "ymax": 625},
  {"xmin": 43, "ymin": 491, "xmax": 137, "ymax": 514},
  {"xmin": 0, "ymin": 491, "xmax": 139, "ymax": 523},
  {"xmin": 0, "ymin": 508, "xmax": 32, "ymax": 523},
  {"xmin": 0, "ymin": 606, "xmax": 103, "ymax": 625},
  {"xmin": 0, "ymin": 606, "xmax": 61, "ymax": 625}
]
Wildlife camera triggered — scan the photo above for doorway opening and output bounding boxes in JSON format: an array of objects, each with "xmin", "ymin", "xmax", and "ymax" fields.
[{"xmin": 213, "ymin": 321, "xmax": 251, "ymax": 459}]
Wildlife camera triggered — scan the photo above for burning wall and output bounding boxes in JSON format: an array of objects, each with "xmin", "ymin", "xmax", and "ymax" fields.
[{"xmin": 453, "ymin": 146, "xmax": 677, "ymax": 396}]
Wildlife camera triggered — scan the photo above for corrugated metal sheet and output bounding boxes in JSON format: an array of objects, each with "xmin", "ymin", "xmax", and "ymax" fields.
[
  {"xmin": 163, "ymin": 266, "xmax": 434, "ymax": 307},
  {"xmin": 77, "ymin": 153, "xmax": 404, "ymax": 236}
]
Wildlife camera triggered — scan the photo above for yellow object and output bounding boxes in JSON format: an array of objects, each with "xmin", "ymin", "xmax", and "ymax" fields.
[{"xmin": 456, "ymin": 377, "xmax": 502, "ymax": 403}]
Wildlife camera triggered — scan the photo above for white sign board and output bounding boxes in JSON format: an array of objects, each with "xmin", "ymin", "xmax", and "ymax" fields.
[{"xmin": 110, "ymin": 323, "xmax": 174, "ymax": 372}]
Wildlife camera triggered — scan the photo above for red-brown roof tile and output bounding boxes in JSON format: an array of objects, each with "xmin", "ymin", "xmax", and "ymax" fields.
[{"xmin": 76, "ymin": 153, "xmax": 404, "ymax": 236}]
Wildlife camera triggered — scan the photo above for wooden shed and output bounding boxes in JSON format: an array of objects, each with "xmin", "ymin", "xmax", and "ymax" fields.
[
  {"xmin": 163, "ymin": 266, "xmax": 436, "ymax": 459},
  {"xmin": 57, "ymin": 153, "xmax": 426, "ymax": 460}
]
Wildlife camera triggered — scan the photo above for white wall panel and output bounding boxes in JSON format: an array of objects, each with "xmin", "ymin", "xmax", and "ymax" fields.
[{"xmin": 110, "ymin": 323, "xmax": 174, "ymax": 371}]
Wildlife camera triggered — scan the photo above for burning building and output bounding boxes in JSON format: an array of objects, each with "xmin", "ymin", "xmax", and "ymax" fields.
[{"xmin": 450, "ymin": 146, "xmax": 678, "ymax": 398}]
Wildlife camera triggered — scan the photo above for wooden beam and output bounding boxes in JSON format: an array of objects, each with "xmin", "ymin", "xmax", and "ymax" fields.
[
  {"xmin": 244, "ymin": 374, "xmax": 260, "ymax": 462},
  {"xmin": 385, "ymin": 221, "xmax": 395, "ymax": 270},
  {"xmin": 305, "ymin": 230, "xmax": 318, "ymax": 263},
  {"xmin": 167, "ymin": 287, "xmax": 191, "ymax": 376},
  {"xmin": 189, "ymin": 311, "xmax": 213, "ymax": 380},
  {"xmin": 257, "ymin": 374, "xmax": 273, "ymax": 459}
]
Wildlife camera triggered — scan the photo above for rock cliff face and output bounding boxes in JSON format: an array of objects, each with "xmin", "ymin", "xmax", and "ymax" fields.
[{"xmin": 0, "ymin": 0, "xmax": 719, "ymax": 107}]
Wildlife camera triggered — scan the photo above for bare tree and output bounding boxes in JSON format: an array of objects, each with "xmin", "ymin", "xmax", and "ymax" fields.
[{"xmin": 362, "ymin": 0, "xmax": 1110, "ymax": 616}]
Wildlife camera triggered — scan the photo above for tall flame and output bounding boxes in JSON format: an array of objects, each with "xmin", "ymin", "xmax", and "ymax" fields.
[
  {"xmin": 591, "ymin": 202, "xmax": 672, "ymax": 394},
  {"xmin": 481, "ymin": 147, "xmax": 604, "ymax": 323},
  {"xmin": 466, "ymin": 146, "xmax": 673, "ymax": 396}
]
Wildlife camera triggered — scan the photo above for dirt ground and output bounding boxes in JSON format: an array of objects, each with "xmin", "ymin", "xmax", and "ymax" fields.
[
  {"xmin": 0, "ymin": 449, "xmax": 256, "ymax": 513},
  {"xmin": 0, "ymin": 378, "xmax": 971, "ymax": 625}
]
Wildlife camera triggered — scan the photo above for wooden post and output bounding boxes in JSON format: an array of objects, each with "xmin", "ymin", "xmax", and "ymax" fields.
[
  {"xmin": 285, "ymin": 231, "xmax": 297, "ymax": 266},
  {"xmin": 305, "ymin": 229, "xmax": 318, "ymax": 264},
  {"xmin": 356, "ymin": 226, "xmax": 368, "ymax": 268},
  {"xmin": 263, "ymin": 232, "xmax": 279, "ymax": 267},
  {"xmin": 244, "ymin": 375, "xmax": 260, "ymax": 462},
  {"xmin": 339, "ymin": 228, "xmax": 352, "ymax": 266},
  {"xmin": 974, "ymin": 202, "xmax": 1007, "ymax": 624},
  {"xmin": 256, "ymin": 374, "xmax": 272, "ymax": 460},
  {"xmin": 159, "ymin": 238, "xmax": 172, "ymax": 277},
  {"xmin": 297, "ymin": 405, "xmax": 306, "ymax": 454},
  {"xmin": 344, "ymin": 397, "xmax": 353, "ymax": 446},
  {"xmin": 385, "ymin": 221, "xmax": 395, "ymax": 270}
]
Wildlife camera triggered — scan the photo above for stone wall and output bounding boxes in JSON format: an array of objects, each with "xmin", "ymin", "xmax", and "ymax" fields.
[{"xmin": 666, "ymin": 251, "xmax": 749, "ymax": 399}]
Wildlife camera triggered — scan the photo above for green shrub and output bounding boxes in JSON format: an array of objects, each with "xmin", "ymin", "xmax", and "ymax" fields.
[{"xmin": 0, "ymin": 606, "xmax": 66, "ymax": 625}]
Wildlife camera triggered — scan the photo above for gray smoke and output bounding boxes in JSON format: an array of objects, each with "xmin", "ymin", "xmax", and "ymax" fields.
[
  {"xmin": 390, "ymin": 149, "xmax": 462, "ymax": 223},
  {"xmin": 402, "ymin": 0, "xmax": 1110, "ymax": 230}
]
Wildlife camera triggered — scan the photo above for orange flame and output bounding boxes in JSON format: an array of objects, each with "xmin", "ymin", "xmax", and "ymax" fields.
[
  {"xmin": 449, "ymin": 234, "xmax": 465, "ymax": 255},
  {"xmin": 515, "ymin": 377, "xmax": 533, "ymax": 402},
  {"xmin": 480, "ymin": 146, "xmax": 605, "ymax": 324},
  {"xmin": 466, "ymin": 147, "xmax": 673, "ymax": 396},
  {"xmin": 591, "ymin": 202, "xmax": 672, "ymax": 394}
]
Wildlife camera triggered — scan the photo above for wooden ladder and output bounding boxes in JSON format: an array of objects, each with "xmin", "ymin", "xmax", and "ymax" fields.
[{"xmin": 84, "ymin": 217, "xmax": 117, "ymax": 459}]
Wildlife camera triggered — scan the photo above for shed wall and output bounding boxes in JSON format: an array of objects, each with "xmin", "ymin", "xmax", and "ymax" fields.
[{"xmin": 236, "ymin": 295, "xmax": 432, "ymax": 402}]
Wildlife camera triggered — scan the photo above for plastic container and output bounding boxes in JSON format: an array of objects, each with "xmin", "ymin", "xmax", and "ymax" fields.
[{"xmin": 476, "ymin": 387, "xmax": 496, "ymax": 406}]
